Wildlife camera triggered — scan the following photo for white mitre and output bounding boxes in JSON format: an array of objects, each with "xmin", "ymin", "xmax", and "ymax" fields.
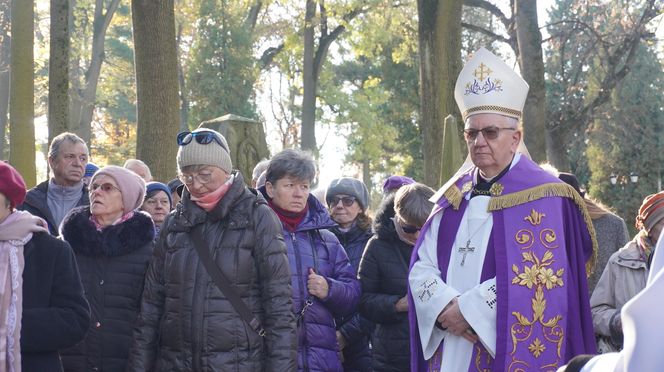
[
  {"xmin": 454, "ymin": 47, "xmax": 529, "ymax": 121},
  {"xmin": 431, "ymin": 47, "xmax": 531, "ymax": 203}
]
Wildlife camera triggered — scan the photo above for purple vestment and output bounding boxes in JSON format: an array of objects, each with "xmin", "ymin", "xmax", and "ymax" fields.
[{"xmin": 408, "ymin": 157, "xmax": 597, "ymax": 371}]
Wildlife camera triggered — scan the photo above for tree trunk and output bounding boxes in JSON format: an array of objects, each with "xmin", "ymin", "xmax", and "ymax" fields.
[
  {"xmin": 132, "ymin": 0, "xmax": 180, "ymax": 182},
  {"xmin": 514, "ymin": 0, "xmax": 546, "ymax": 163},
  {"xmin": 69, "ymin": 0, "xmax": 120, "ymax": 144},
  {"xmin": 49, "ymin": 0, "xmax": 69, "ymax": 143},
  {"xmin": 417, "ymin": 0, "xmax": 462, "ymax": 188},
  {"xmin": 176, "ymin": 21, "xmax": 188, "ymax": 131},
  {"xmin": 300, "ymin": 0, "xmax": 317, "ymax": 153},
  {"xmin": 0, "ymin": 0, "xmax": 10, "ymax": 159},
  {"xmin": 10, "ymin": 0, "xmax": 36, "ymax": 186},
  {"xmin": 545, "ymin": 125, "xmax": 570, "ymax": 171}
]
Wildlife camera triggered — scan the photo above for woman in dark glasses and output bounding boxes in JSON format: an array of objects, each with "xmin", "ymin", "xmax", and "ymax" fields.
[
  {"xmin": 128, "ymin": 128, "xmax": 296, "ymax": 371},
  {"xmin": 59, "ymin": 165, "xmax": 154, "ymax": 372},
  {"xmin": 325, "ymin": 177, "xmax": 373, "ymax": 372},
  {"xmin": 358, "ymin": 182, "xmax": 434, "ymax": 372}
]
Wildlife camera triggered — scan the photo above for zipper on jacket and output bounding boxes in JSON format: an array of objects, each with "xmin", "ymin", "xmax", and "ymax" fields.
[{"xmin": 291, "ymin": 232, "xmax": 310, "ymax": 372}]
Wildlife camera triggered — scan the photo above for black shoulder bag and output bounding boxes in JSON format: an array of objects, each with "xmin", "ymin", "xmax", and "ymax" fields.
[{"xmin": 190, "ymin": 225, "xmax": 266, "ymax": 337}]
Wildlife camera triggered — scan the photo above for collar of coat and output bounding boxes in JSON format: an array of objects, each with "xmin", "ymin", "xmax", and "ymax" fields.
[{"xmin": 61, "ymin": 206, "xmax": 155, "ymax": 257}]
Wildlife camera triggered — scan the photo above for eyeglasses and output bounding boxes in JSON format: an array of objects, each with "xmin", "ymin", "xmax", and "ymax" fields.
[
  {"xmin": 90, "ymin": 182, "xmax": 120, "ymax": 193},
  {"xmin": 463, "ymin": 126, "xmax": 516, "ymax": 141},
  {"xmin": 395, "ymin": 216, "xmax": 421, "ymax": 234},
  {"xmin": 329, "ymin": 196, "xmax": 357, "ymax": 207},
  {"xmin": 178, "ymin": 172, "xmax": 213, "ymax": 186},
  {"xmin": 177, "ymin": 130, "xmax": 228, "ymax": 152}
]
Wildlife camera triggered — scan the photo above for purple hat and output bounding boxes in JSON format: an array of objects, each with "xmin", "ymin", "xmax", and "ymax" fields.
[
  {"xmin": 90, "ymin": 165, "xmax": 146, "ymax": 212},
  {"xmin": 382, "ymin": 175, "xmax": 415, "ymax": 194}
]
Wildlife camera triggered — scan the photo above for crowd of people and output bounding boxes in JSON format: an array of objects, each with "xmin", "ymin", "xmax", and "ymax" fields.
[{"xmin": 1, "ymin": 47, "xmax": 662, "ymax": 372}]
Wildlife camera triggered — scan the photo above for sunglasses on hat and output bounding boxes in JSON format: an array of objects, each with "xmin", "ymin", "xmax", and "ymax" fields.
[{"xmin": 177, "ymin": 130, "xmax": 228, "ymax": 152}]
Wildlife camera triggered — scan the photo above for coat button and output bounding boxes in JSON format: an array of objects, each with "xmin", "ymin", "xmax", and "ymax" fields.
[
  {"xmin": 95, "ymin": 322, "xmax": 101, "ymax": 328},
  {"xmin": 99, "ymin": 280, "xmax": 104, "ymax": 285}
]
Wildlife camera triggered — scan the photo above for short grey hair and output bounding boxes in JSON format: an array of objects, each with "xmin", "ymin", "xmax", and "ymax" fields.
[
  {"xmin": 252, "ymin": 159, "xmax": 270, "ymax": 181},
  {"xmin": 48, "ymin": 132, "xmax": 87, "ymax": 160},
  {"xmin": 124, "ymin": 159, "xmax": 152, "ymax": 180},
  {"xmin": 265, "ymin": 149, "xmax": 316, "ymax": 184},
  {"xmin": 395, "ymin": 183, "xmax": 435, "ymax": 227}
]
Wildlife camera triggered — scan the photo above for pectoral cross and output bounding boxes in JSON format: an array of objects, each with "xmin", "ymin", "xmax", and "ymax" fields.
[{"xmin": 458, "ymin": 240, "xmax": 475, "ymax": 266}]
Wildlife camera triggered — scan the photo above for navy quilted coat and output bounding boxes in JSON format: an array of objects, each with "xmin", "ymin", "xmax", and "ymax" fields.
[{"xmin": 263, "ymin": 190, "xmax": 361, "ymax": 372}]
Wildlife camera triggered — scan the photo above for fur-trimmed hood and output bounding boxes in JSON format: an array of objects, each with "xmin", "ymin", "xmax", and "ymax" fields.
[
  {"xmin": 61, "ymin": 206, "xmax": 155, "ymax": 257},
  {"xmin": 372, "ymin": 193, "xmax": 398, "ymax": 241}
]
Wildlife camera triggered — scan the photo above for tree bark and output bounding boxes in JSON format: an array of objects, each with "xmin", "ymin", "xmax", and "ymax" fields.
[
  {"xmin": 0, "ymin": 0, "xmax": 10, "ymax": 159},
  {"xmin": 176, "ymin": 21, "xmax": 188, "ymax": 132},
  {"xmin": 545, "ymin": 125, "xmax": 569, "ymax": 171},
  {"xmin": 69, "ymin": 0, "xmax": 120, "ymax": 144},
  {"xmin": 417, "ymin": 0, "xmax": 462, "ymax": 188},
  {"xmin": 514, "ymin": 0, "xmax": 546, "ymax": 163},
  {"xmin": 49, "ymin": 0, "xmax": 69, "ymax": 143},
  {"xmin": 132, "ymin": 0, "xmax": 180, "ymax": 182},
  {"xmin": 300, "ymin": 0, "xmax": 317, "ymax": 153},
  {"xmin": 10, "ymin": 0, "xmax": 36, "ymax": 186}
]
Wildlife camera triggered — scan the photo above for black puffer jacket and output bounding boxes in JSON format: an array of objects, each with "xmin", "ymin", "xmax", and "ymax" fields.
[
  {"xmin": 127, "ymin": 172, "xmax": 296, "ymax": 372},
  {"xmin": 330, "ymin": 224, "xmax": 373, "ymax": 372},
  {"xmin": 21, "ymin": 232, "xmax": 90, "ymax": 372},
  {"xmin": 358, "ymin": 195, "xmax": 412, "ymax": 372},
  {"xmin": 59, "ymin": 206, "xmax": 155, "ymax": 372}
]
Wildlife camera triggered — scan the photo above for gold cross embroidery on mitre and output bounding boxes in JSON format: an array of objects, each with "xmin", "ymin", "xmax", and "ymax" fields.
[{"xmin": 473, "ymin": 63, "xmax": 493, "ymax": 80}]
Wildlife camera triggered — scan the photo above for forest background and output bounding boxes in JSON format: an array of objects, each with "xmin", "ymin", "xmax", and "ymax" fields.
[{"xmin": 0, "ymin": 0, "xmax": 662, "ymax": 234}]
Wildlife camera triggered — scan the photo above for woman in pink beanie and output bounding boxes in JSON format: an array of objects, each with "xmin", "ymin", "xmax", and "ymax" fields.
[{"xmin": 59, "ymin": 165, "xmax": 155, "ymax": 372}]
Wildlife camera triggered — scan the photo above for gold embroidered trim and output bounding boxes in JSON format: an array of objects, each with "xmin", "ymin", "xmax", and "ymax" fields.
[
  {"xmin": 488, "ymin": 183, "xmax": 598, "ymax": 276},
  {"xmin": 462, "ymin": 105, "xmax": 522, "ymax": 120},
  {"xmin": 444, "ymin": 184, "xmax": 463, "ymax": 210}
]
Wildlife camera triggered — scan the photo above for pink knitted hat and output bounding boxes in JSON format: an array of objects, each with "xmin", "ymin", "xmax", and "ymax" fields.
[{"xmin": 90, "ymin": 165, "xmax": 146, "ymax": 212}]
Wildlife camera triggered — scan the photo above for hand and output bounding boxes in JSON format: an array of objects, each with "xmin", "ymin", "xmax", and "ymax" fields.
[
  {"xmin": 437, "ymin": 297, "xmax": 478, "ymax": 344},
  {"xmin": 307, "ymin": 268, "xmax": 329, "ymax": 299},
  {"xmin": 395, "ymin": 296, "xmax": 409, "ymax": 312}
]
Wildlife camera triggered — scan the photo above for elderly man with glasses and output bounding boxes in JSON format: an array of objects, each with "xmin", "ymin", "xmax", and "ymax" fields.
[
  {"xmin": 408, "ymin": 48, "xmax": 597, "ymax": 371},
  {"xmin": 127, "ymin": 128, "xmax": 296, "ymax": 371}
]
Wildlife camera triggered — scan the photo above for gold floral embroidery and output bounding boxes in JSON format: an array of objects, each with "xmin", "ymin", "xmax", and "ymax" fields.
[
  {"xmin": 461, "ymin": 181, "xmax": 473, "ymax": 194},
  {"xmin": 515, "ymin": 229, "xmax": 534, "ymax": 250},
  {"xmin": 490, "ymin": 182, "xmax": 504, "ymax": 196},
  {"xmin": 528, "ymin": 338, "xmax": 546, "ymax": 358},
  {"xmin": 540, "ymin": 228, "xmax": 559, "ymax": 249},
  {"xmin": 474, "ymin": 345, "xmax": 493, "ymax": 372},
  {"xmin": 510, "ymin": 212, "xmax": 565, "ymax": 366},
  {"xmin": 524, "ymin": 209, "xmax": 545, "ymax": 226}
]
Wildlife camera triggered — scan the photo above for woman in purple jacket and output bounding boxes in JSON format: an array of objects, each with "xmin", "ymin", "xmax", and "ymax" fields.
[{"xmin": 261, "ymin": 149, "xmax": 361, "ymax": 372}]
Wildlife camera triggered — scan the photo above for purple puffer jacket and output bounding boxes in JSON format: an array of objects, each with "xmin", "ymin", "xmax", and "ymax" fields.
[{"xmin": 263, "ymin": 190, "xmax": 361, "ymax": 372}]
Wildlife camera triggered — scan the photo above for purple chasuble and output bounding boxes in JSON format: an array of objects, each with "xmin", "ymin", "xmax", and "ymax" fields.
[{"xmin": 408, "ymin": 157, "xmax": 597, "ymax": 372}]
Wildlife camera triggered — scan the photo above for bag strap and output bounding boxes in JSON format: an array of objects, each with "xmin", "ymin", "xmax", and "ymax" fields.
[{"xmin": 190, "ymin": 224, "xmax": 265, "ymax": 337}]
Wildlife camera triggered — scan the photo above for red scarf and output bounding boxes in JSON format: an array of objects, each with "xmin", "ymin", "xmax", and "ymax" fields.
[{"xmin": 268, "ymin": 199, "xmax": 307, "ymax": 232}]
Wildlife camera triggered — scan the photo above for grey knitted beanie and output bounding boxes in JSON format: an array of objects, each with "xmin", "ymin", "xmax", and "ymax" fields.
[
  {"xmin": 176, "ymin": 128, "xmax": 232, "ymax": 173},
  {"xmin": 326, "ymin": 177, "xmax": 370, "ymax": 210}
]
